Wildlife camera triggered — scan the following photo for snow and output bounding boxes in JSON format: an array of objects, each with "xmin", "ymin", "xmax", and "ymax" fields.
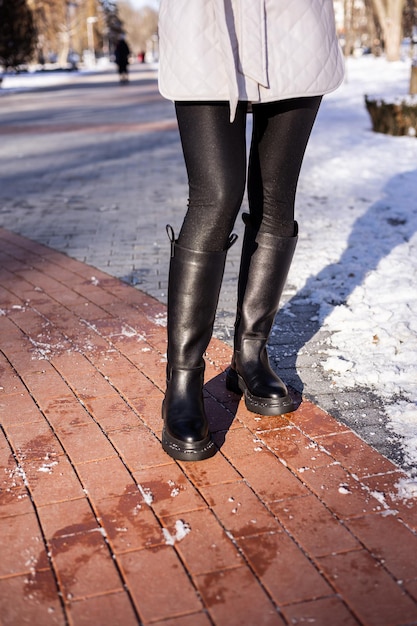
[
  {"xmin": 0, "ymin": 69, "xmax": 80, "ymax": 92},
  {"xmin": 293, "ymin": 55, "xmax": 417, "ymax": 477},
  {"xmin": 394, "ymin": 476, "xmax": 417, "ymax": 500},
  {"xmin": 0, "ymin": 63, "xmax": 112, "ymax": 94},
  {"xmin": 137, "ymin": 483, "xmax": 154, "ymax": 505},
  {"xmin": 162, "ymin": 520, "xmax": 191, "ymax": 546}
]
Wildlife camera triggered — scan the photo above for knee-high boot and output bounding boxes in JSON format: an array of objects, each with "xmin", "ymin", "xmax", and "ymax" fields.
[
  {"xmin": 226, "ymin": 215, "xmax": 297, "ymax": 416},
  {"xmin": 162, "ymin": 226, "xmax": 237, "ymax": 461}
]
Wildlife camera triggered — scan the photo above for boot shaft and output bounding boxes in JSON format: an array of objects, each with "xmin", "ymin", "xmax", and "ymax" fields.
[
  {"xmin": 234, "ymin": 217, "xmax": 298, "ymax": 350},
  {"xmin": 166, "ymin": 225, "xmax": 237, "ymax": 369}
]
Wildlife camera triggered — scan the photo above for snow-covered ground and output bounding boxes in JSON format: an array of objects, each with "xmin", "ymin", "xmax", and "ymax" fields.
[
  {"xmin": 296, "ymin": 55, "xmax": 417, "ymax": 477},
  {"xmin": 0, "ymin": 68, "xmax": 80, "ymax": 92},
  {"xmin": 0, "ymin": 59, "xmax": 113, "ymax": 93}
]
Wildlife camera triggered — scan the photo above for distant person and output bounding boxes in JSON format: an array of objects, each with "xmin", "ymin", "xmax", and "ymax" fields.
[{"xmin": 115, "ymin": 35, "xmax": 130, "ymax": 83}]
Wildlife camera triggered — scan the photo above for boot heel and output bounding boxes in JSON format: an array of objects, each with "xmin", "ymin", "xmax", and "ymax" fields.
[{"xmin": 225, "ymin": 368, "xmax": 243, "ymax": 395}]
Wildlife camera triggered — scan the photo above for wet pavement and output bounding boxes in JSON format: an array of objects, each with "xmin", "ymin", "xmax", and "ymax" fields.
[
  {"xmin": 1, "ymin": 227, "xmax": 417, "ymax": 625},
  {"xmin": 0, "ymin": 65, "xmax": 416, "ymax": 625}
]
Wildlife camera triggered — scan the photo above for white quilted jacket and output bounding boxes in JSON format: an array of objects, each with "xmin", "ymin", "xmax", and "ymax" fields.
[{"xmin": 158, "ymin": 0, "xmax": 345, "ymax": 120}]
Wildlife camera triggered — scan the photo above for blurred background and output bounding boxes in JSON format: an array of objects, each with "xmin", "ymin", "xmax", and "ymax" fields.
[
  {"xmin": 0, "ymin": 0, "xmax": 159, "ymax": 75},
  {"xmin": 1, "ymin": 1, "xmax": 417, "ymax": 77}
]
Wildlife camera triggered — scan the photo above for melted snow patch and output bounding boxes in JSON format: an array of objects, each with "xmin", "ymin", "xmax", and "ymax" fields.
[
  {"xmin": 1, "ymin": 305, "xmax": 27, "ymax": 316},
  {"xmin": 8, "ymin": 465, "xmax": 29, "ymax": 487},
  {"xmin": 370, "ymin": 490, "xmax": 387, "ymax": 507},
  {"xmin": 168, "ymin": 479, "xmax": 181, "ymax": 497},
  {"xmin": 120, "ymin": 325, "xmax": 139, "ymax": 338},
  {"xmin": 338, "ymin": 484, "xmax": 351, "ymax": 495},
  {"xmin": 393, "ymin": 477, "xmax": 417, "ymax": 501},
  {"xmin": 162, "ymin": 519, "xmax": 191, "ymax": 545},
  {"xmin": 137, "ymin": 483, "xmax": 154, "ymax": 505},
  {"xmin": 38, "ymin": 461, "xmax": 59, "ymax": 473},
  {"xmin": 29, "ymin": 338, "xmax": 53, "ymax": 359},
  {"xmin": 151, "ymin": 312, "xmax": 167, "ymax": 327}
]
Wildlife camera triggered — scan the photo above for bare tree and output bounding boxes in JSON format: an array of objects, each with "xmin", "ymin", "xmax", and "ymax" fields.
[
  {"xmin": 27, "ymin": 0, "xmax": 115, "ymax": 66},
  {"xmin": 117, "ymin": 2, "xmax": 158, "ymax": 57},
  {"xmin": 0, "ymin": 0, "xmax": 37, "ymax": 72},
  {"xmin": 371, "ymin": 0, "xmax": 407, "ymax": 60},
  {"xmin": 359, "ymin": 0, "xmax": 383, "ymax": 55},
  {"xmin": 342, "ymin": 0, "xmax": 374, "ymax": 55},
  {"xmin": 28, "ymin": 0, "xmax": 66, "ymax": 63}
]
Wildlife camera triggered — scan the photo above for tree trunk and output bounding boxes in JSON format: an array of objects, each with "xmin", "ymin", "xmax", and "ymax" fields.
[
  {"xmin": 372, "ymin": 0, "xmax": 406, "ymax": 61},
  {"xmin": 410, "ymin": 64, "xmax": 417, "ymax": 95},
  {"xmin": 365, "ymin": 95, "xmax": 417, "ymax": 136},
  {"xmin": 343, "ymin": 0, "xmax": 356, "ymax": 56}
]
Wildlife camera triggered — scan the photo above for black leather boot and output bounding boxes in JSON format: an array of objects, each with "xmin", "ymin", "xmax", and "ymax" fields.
[
  {"xmin": 162, "ymin": 226, "xmax": 237, "ymax": 461},
  {"xmin": 226, "ymin": 215, "xmax": 297, "ymax": 416}
]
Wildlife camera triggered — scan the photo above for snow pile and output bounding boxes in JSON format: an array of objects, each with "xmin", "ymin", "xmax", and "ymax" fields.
[
  {"xmin": 0, "ymin": 70, "xmax": 78, "ymax": 93},
  {"xmin": 394, "ymin": 476, "xmax": 417, "ymax": 500},
  {"xmin": 294, "ymin": 55, "xmax": 417, "ymax": 475}
]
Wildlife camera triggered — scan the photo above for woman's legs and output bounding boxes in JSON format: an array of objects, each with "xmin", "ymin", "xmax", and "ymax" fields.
[
  {"xmin": 162, "ymin": 102, "xmax": 245, "ymax": 460},
  {"xmin": 174, "ymin": 97, "xmax": 321, "ymax": 248},
  {"xmin": 163, "ymin": 97, "xmax": 323, "ymax": 460},
  {"xmin": 248, "ymin": 96, "xmax": 322, "ymax": 235},
  {"xmin": 175, "ymin": 101, "xmax": 247, "ymax": 251},
  {"xmin": 227, "ymin": 97, "xmax": 322, "ymax": 415}
]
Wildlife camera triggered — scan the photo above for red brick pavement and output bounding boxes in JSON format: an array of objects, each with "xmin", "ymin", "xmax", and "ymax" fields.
[{"xmin": 0, "ymin": 227, "xmax": 416, "ymax": 626}]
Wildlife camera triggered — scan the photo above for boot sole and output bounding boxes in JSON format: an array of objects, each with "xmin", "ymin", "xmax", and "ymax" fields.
[
  {"xmin": 162, "ymin": 427, "xmax": 216, "ymax": 461},
  {"xmin": 226, "ymin": 368, "xmax": 294, "ymax": 417}
]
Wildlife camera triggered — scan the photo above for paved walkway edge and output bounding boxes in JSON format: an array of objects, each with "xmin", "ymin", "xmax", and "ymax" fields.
[{"xmin": 1, "ymin": 227, "xmax": 416, "ymax": 626}]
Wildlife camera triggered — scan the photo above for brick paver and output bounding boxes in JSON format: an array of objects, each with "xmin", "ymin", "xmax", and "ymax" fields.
[{"xmin": 1, "ymin": 228, "xmax": 416, "ymax": 625}]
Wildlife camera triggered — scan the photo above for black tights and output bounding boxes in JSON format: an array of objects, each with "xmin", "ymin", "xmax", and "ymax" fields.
[{"xmin": 175, "ymin": 97, "xmax": 321, "ymax": 252}]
